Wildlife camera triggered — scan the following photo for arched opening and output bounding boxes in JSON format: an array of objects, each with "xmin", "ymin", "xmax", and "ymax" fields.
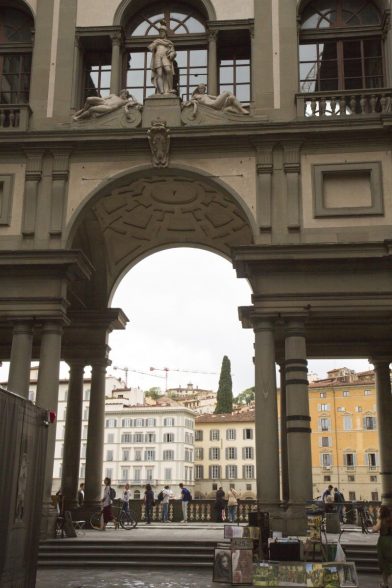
[{"xmin": 113, "ymin": 0, "xmax": 216, "ymax": 27}]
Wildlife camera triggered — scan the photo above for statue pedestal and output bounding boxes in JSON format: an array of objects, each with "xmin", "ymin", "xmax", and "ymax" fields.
[{"xmin": 142, "ymin": 94, "xmax": 181, "ymax": 128}]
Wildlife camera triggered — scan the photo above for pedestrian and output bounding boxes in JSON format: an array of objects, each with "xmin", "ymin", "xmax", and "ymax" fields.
[
  {"xmin": 77, "ymin": 482, "xmax": 85, "ymax": 506},
  {"xmin": 161, "ymin": 485, "xmax": 173, "ymax": 522},
  {"xmin": 55, "ymin": 488, "xmax": 64, "ymax": 515},
  {"xmin": 373, "ymin": 505, "xmax": 392, "ymax": 588},
  {"xmin": 227, "ymin": 487, "xmax": 240, "ymax": 523},
  {"xmin": 322, "ymin": 484, "xmax": 333, "ymax": 503},
  {"xmin": 179, "ymin": 482, "xmax": 192, "ymax": 522},
  {"xmin": 144, "ymin": 483, "xmax": 154, "ymax": 525},
  {"xmin": 101, "ymin": 477, "xmax": 113, "ymax": 531},
  {"xmin": 214, "ymin": 487, "xmax": 226, "ymax": 522},
  {"xmin": 334, "ymin": 487, "xmax": 345, "ymax": 522},
  {"xmin": 122, "ymin": 483, "xmax": 131, "ymax": 514}
]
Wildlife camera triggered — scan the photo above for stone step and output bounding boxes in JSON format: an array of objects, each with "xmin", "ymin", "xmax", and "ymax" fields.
[{"xmin": 38, "ymin": 560, "xmax": 213, "ymax": 568}]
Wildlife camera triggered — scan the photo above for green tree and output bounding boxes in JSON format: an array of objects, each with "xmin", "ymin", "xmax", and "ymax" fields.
[
  {"xmin": 214, "ymin": 355, "xmax": 233, "ymax": 414},
  {"xmin": 234, "ymin": 387, "xmax": 255, "ymax": 406},
  {"xmin": 145, "ymin": 387, "xmax": 162, "ymax": 400}
]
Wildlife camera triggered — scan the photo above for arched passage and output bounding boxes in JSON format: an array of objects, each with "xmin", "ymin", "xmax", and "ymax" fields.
[{"xmin": 66, "ymin": 165, "xmax": 256, "ymax": 309}]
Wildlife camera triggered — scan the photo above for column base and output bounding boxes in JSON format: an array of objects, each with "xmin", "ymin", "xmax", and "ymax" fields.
[
  {"xmin": 255, "ymin": 502, "xmax": 286, "ymax": 534},
  {"xmin": 40, "ymin": 502, "xmax": 58, "ymax": 540},
  {"xmin": 285, "ymin": 503, "xmax": 308, "ymax": 536}
]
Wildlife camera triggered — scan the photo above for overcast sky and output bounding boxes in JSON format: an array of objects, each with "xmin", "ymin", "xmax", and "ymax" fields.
[{"xmin": 0, "ymin": 248, "xmax": 371, "ymax": 395}]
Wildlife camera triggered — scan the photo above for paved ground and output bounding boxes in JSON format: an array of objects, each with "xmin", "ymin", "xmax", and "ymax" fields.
[
  {"xmin": 35, "ymin": 568, "xmax": 382, "ymax": 587},
  {"xmin": 36, "ymin": 525, "xmax": 381, "ymax": 587}
]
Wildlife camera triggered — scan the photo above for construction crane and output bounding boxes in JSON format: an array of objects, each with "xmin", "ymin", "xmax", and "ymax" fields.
[
  {"xmin": 113, "ymin": 365, "xmax": 165, "ymax": 388},
  {"xmin": 149, "ymin": 366, "xmax": 217, "ymax": 393}
]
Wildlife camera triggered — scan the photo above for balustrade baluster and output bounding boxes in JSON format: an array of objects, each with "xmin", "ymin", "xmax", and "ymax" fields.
[
  {"xmin": 339, "ymin": 97, "xmax": 346, "ymax": 116},
  {"xmin": 360, "ymin": 95, "xmax": 367, "ymax": 115},
  {"xmin": 320, "ymin": 97, "xmax": 327, "ymax": 117},
  {"xmin": 0, "ymin": 110, "xmax": 5, "ymax": 127},
  {"xmin": 370, "ymin": 94, "xmax": 377, "ymax": 113},
  {"xmin": 330, "ymin": 97, "xmax": 337, "ymax": 117},
  {"xmin": 9, "ymin": 110, "xmax": 15, "ymax": 127},
  {"xmin": 350, "ymin": 96, "xmax": 357, "ymax": 115},
  {"xmin": 311, "ymin": 98, "xmax": 317, "ymax": 117},
  {"xmin": 380, "ymin": 94, "xmax": 387, "ymax": 113}
]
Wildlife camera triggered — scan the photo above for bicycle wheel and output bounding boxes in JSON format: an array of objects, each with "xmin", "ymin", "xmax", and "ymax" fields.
[
  {"xmin": 119, "ymin": 510, "xmax": 138, "ymax": 529},
  {"xmin": 90, "ymin": 511, "xmax": 102, "ymax": 530}
]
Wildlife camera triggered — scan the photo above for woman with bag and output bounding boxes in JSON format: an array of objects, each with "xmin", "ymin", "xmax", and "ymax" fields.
[
  {"xmin": 373, "ymin": 505, "xmax": 392, "ymax": 588},
  {"xmin": 227, "ymin": 488, "xmax": 240, "ymax": 523}
]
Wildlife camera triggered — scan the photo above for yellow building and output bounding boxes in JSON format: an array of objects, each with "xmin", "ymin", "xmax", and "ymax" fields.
[{"xmin": 309, "ymin": 368, "xmax": 380, "ymax": 502}]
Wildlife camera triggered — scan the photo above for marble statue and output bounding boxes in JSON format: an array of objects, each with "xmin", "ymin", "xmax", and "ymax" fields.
[
  {"xmin": 187, "ymin": 83, "xmax": 249, "ymax": 117},
  {"xmin": 73, "ymin": 90, "xmax": 141, "ymax": 121},
  {"xmin": 148, "ymin": 20, "xmax": 176, "ymax": 95},
  {"xmin": 148, "ymin": 119, "xmax": 170, "ymax": 167}
]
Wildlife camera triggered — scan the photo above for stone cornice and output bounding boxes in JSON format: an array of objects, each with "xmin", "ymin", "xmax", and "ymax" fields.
[{"xmin": 0, "ymin": 250, "xmax": 94, "ymax": 281}]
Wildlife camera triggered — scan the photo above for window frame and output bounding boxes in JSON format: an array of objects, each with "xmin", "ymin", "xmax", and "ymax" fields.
[{"xmin": 299, "ymin": 0, "xmax": 386, "ymax": 93}]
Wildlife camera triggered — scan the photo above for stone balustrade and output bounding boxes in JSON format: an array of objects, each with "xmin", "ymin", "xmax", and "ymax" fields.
[
  {"xmin": 296, "ymin": 89, "xmax": 392, "ymax": 119},
  {"xmin": 0, "ymin": 105, "xmax": 31, "ymax": 131}
]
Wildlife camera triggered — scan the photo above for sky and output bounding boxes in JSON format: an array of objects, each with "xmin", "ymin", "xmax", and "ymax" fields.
[{"xmin": 0, "ymin": 248, "xmax": 372, "ymax": 396}]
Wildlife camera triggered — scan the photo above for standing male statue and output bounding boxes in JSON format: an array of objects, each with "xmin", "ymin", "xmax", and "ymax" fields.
[{"xmin": 148, "ymin": 20, "xmax": 176, "ymax": 95}]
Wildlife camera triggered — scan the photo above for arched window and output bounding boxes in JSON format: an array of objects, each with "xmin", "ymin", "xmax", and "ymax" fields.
[
  {"xmin": 125, "ymin": 2, "xmax": 208, "ymax": 102},
  {"xmin": 0, "ymin": 7, "xmax": 34, "ymax": 104},
  {"xmin": 299, "ymin": 0, "xmax": 385, "ymax": 93}
]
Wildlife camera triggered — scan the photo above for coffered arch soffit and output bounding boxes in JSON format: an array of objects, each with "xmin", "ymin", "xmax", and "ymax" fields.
[
  {"xmin": 66, "ymin": 165, "xmax": 255, "ymax": 307},
  {"xmin": 113, "ymin": 0, "xmax": 216, "ymax": 26}
]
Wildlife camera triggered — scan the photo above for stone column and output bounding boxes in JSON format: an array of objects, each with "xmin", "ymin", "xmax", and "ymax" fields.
[
  {"xmin": 61, "ymin": 360, "xmax": 85, "ymax": 509},
  {"xmin": 35, "ymin": 321, "xmax": 63, "ymax": 538},
  {"xmin": 372, "ymin": 359, "xmax": 392, "ymax": 505},
  {"xmin": 285, "ymin": 318, "xmax": 312, "ymax": 533},
  {"xmin": 279, "ymin": 362, "xmax": 290, "ymax": 503},
  {"xmin": 8, "ymin": 322, "xmax": 34, "ymax": 399},
  {"xmin": 84, "ymin": 360, "xmax": 108, "ymax": 507},
  {"xmin": 254, "ymin": 319, "xmax": 280, "ymax": 509},
  {"xmin": 207, "ymin": 30, "xmax": 218, "ymax": 96},
  {"xmin": 110, "ymin": 32, "xmax": 123, "ymax": 95}
]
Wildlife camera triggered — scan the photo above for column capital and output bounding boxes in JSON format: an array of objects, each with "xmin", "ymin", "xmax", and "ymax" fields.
[
  {"xmin": 369, "ymin": 357, "xmax": 391, "ymax": 368},
  {"xmin": 110, "ymin": 31, "xmax": 124, "ymax": 46},
  {"xmin": 253, "ymin": 317, "xmax": 277, "ymax": 333},
  {"xmin": 40, "ymin": 321, "xmax": 65, "ymax": 336}
]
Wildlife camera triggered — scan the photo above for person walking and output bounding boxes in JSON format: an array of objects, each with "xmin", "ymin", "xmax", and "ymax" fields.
[
  {"xmin": 122, "ymin": 483, "xmax": 131, "ymax": 514},
  {"xmin": 77, "ymin": 483, "xmax": 85, "ymax": 506},
  {"xmin": 101, "ymin": 477, "xmax": 113, "ymax": 531},
  {"xmin": 227, "ymin": 487, "xmax": 240, "ymax": 523},
  {"xmin": 214, "ymin": 487, "xmax": 226, "ymax": 522},
  {"xmin": 334, "ymin": 487, "xmax": 345, "ymax": 522},
  {"xmin": 144, "ymin": 483, "xmax": 154, "ymax": 525},
  {"xmin": 179, "ymin": 483, "xmax": 192, "ymax": 523},
  {"xmin": 373, "ymin": 505, "xmax": 392, "ymax": 588},
  {"xmin": 161, "ymin": 485, "xmax": 172, "ymax": 522}
]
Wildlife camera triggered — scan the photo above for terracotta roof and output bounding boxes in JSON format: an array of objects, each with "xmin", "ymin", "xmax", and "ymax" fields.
[{"xmin": 196, "ymin": 410, "xmax": 255, "ymax": 423}]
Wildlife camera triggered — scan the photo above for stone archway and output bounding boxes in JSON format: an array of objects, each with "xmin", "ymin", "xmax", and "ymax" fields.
[{"xmin": 67, "ymin": 166, "xmax": 256, "ymax": 308}]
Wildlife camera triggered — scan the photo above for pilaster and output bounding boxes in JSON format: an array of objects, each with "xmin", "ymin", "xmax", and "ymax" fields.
[
  {"xmin": 371, "ymin": 358, "xmax": 392, "ymax": 505},
  {"xmin": 283, "ymin": 142, "xmax": 302, "ymax": 233},
  {"xmin": 207, "ymin": 29, "xmax": 218, "ymax": 96},
  {"xmin": 255, "ymin": 143, "xmax": 275, "ymax": 235},
  {"xmin": 22, "ymin": 150, "xmax": 44, "ymax": 237},
  {"xmin": 110, "ymin": 30, "xmax": 123, "ymax": 95},
  {"xmin": 49, "ymin": 149, "xmax": 72, "ymax": 237}
]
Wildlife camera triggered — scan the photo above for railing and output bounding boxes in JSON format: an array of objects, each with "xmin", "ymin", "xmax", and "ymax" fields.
[
  {"xmin": 0, "ymin": 104, "xmax": 31, "ymax": 131},
  {"xmin": 120, "ymin": 498, "xmax": 258, "ymax": 524},
  {"xmin": 296, "ymin": 88, "xmax": 392, "ymax": 119}
]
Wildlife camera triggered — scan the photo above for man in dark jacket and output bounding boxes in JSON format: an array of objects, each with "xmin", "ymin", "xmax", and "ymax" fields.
[{"xmin": 214, "ymin": 487, "xmax": 226, "ymax": 522}]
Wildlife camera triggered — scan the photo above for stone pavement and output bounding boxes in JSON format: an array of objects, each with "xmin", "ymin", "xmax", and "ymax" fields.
[{"xmin": 36, "ymin": 524, "xmax": 381, "ymax": 587}]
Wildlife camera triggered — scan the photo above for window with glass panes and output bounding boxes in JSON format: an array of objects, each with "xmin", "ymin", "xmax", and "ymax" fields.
[
  {"xmin": 125, "ymin": 3, "xmax": 207, "ymax": 103},
  {"xmin": 299, "ymin": 0, "xmax": 384, "ymax": 93},
  {"xmin": 0, "ymin": 8, "xmax": 33, "ymax": 105},
  {"xmin": 83, "ymin": 52, "xmax": 111, "ymax": 100},
  {"xmin": 218, "ymin": 30, "xmax": 251, "ymax": 104}
]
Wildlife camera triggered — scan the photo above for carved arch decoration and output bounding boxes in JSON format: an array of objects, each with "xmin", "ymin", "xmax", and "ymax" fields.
[
  {"xmin": 66, "ymin": 165, "xmax": 256, "ymax": 309},
  {"xmin": 113, "ymin": 0, "xmax": 217, "ymax": 26}
]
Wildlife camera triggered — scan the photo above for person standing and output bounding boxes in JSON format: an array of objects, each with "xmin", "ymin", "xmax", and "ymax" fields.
[
  {"xmin": 334, "ymin": 487, "xmax": 345, "ymax": 522},
  {"xmin": 179, "ymin": 482, "xmax": 191, "ymax": 523},
  {"xmin": 144, "ymin": 483, "xmax": 154, "ymax": 525},
  {"xmin": 227, "ymin": 487, "xmax": 240, "ymax": 523},
  {"xmin": 122, "ymin": 483, "xmax": 131, "ymax": 514},
  {"xmin": 77, "ymin": 483, "xmax": 85, "ymax": 506},
  {"xmin": 101, "ymin": 477, "xmax": 113, "ymax": 531},
  {"xmin": 214, "ymin": 487, "xmax": 226, "ymax": 522},
  {"xmin": 373, "ymin": 505, "xmax": 392, "ymax": 588},
  {"xmin": 161, "ymin": 485, "xmax": 172, "ymax": 522},
  {"xmin": 322, "ymin": 484, "xmax": 333, "ymax": 503}
]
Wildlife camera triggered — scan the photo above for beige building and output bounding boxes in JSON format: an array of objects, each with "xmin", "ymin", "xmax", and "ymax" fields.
[
  {"xmin": 167, "ymin": 383, "xmax": 217, "ymax": 414},
  {"xmin": 194, "ymin": 411, "xmax": 256, "ymax": 499},
  {"xmin": 3, "ymin": 0, "xmax": 392, "ymax": 538}
]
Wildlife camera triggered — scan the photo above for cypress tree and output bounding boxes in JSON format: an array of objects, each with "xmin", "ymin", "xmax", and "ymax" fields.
[{"xmin": 214, "ymin": 355, "xmax": 233, "ymax": 414}]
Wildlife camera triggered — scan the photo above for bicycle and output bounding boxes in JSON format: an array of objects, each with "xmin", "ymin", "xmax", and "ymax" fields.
[{"xmin": 90, "ymin": 500, "xmax": 137, "ymax": 530}]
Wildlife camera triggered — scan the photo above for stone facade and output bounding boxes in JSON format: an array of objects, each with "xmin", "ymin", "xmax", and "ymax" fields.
[{"xmin": 2, "ymin": 0, "xmax": 392, "ymax": 537}]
